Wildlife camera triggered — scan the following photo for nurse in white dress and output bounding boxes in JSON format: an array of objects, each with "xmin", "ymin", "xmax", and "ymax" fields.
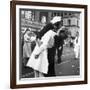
[
  {"xmin": 27, "ymin": 30, "xmax": 57, "ymax": 77},
  {"xmin": 27, "ymin": 16, "xmax": 62, "ymax": 77}
]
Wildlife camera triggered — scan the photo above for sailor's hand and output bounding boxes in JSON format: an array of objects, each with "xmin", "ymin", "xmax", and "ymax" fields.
[{"xmin": 35, "ymin": 54, "xmax": 39, "ymax": 59}]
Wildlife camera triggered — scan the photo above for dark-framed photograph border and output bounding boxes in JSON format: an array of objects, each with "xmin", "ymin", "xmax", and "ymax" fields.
[{"xmin": 10, "ymin": 0, "xmax": 88, "ymax": 89}]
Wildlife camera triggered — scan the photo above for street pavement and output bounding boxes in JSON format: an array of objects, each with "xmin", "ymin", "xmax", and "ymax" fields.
[{"xmin": 55, "ymin": 46, "xmax": 80, "ymax": 76}]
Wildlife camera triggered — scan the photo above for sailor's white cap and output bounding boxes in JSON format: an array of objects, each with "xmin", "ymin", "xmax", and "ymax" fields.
[{"xmin": 50, "ymin": 16, "xmax": 62, "ymax": 24}]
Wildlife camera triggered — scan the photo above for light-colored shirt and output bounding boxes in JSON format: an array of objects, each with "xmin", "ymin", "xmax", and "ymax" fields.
[{"xmin": 36, "ymin": 30, "xmax": 56, "ymax": 55}]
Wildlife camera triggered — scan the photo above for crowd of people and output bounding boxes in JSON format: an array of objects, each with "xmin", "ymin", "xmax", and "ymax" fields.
[{"xmin": 22, "ymin": 16, "xmax": 80, "ymax": 78}]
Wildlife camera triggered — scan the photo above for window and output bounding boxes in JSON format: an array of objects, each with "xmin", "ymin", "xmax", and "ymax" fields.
[
  {"xmin": 54, "ymin": 12, "xmax": 57, "ymax": 16},
  {"xmin": 64, "ymin": 13, "xmax": 67, "ymax": 15},
  {"xmin": 77, "ymin": 20, "xmax": 79, "ymax": 26},
  {"xmin": 69, "ymin": 13, "xmax": 72, "ymax": 16},
  {"xmin": 68, "ymin": 19, "xmax": 71, "ymax": 26}
]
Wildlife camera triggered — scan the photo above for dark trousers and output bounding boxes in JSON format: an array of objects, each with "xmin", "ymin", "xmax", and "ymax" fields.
[
  {"xmin": 44, "ymin": 47, "xmax": 56, "ymax": 77},
  {"xmin": 57, "ymin": 46, "xmax": 63, "ymax": 63}
]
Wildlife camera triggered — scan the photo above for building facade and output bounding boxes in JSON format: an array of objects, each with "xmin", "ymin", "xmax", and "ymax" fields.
[{"xmin": 20, "ymin": 10, "xmax": 80, "ymax": 37}]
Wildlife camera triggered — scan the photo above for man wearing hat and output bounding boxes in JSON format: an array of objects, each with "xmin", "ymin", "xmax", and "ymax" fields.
[
  {"xmin": 37, "ymin": 16, "xmax": 62, "ymax": 39},
  {"xmin": 36, "ymin": 16, "xmax": 63, "ymax": 77}
]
